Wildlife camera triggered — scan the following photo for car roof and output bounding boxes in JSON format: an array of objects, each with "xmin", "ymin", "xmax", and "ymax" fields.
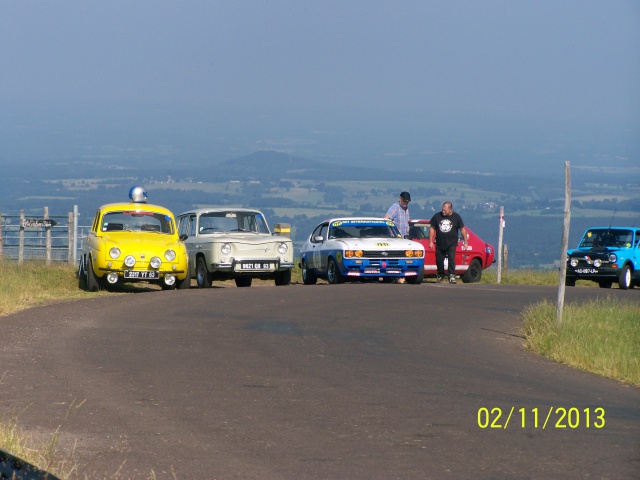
[
  {"xmin": 178, "ymin": 207, "xmax": 264, "ymax": 216},
  {"xmin": 325, "ymin": 217, "xmax": 392, "ymax": 223},
  {"xmin": 98, "ymin": 202, "xmax": 175, "ymax": 217},
  {"xmin": 583, "ymin": 226, "xmax": 639, "ymax": 230}
]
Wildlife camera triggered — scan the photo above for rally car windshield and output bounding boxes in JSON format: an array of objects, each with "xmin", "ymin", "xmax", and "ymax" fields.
[
  {"xmin": 578, "ymin": 229, "xmax": 634, "ymax": 248},
  {"xmin": 328, "ymin": 221, "xmax": 401, "ymax": 239},
  {"xmin": 198, "ymin": 211, "xmax": 270, "ymax": 234},
  {"xmin": 101, "ymin": 211, "xmax": 174, "ymax": 234}
]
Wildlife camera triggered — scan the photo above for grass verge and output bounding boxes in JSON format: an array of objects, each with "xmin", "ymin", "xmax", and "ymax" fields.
[{"xmin": 522, "ymin": 297, "xmax": 640, "ymax": 386}]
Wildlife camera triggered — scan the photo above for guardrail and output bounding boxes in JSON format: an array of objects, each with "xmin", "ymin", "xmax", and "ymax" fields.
[{"xmin": 0, "ymin": 206, "xmax": 89, "ymax": 265}]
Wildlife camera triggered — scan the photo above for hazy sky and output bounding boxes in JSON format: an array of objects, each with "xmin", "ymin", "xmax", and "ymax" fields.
[{"xmin": 1, "ymin": 0, "xmax": 639, "ymax": 169}]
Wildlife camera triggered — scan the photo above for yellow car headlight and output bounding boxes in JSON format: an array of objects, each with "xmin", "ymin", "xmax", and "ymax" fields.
[
  {"xmin": 164, "ymin": 249, "xmax": 177, "ymax": 261},
  {"xmin": 109, "ymin": 247, "xmax": 121, "ymax": 259}
]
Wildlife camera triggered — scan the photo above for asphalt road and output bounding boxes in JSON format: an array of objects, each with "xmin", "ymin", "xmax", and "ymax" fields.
[{"xmin": 1, "ymin": 283, "xmax": 639, "ymax": 479}]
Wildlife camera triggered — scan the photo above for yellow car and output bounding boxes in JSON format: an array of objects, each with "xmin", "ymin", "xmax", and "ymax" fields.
[{"xmin": 78, "ymin": 187, "xmax": 190, "ymax": 291}]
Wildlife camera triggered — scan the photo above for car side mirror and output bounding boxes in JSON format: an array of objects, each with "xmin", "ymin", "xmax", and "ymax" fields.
[
  {"xmin": 314, "ymin": 235, "xmax": 324, "ymax": 243},
  {"xmin": 179, "ymin": 234, "xmax": 188, "ymax": 241}
]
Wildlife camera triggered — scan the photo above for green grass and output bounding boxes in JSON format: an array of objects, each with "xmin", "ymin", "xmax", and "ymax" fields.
[{"xmin": 522, "ymin": 298, "xmax": 640, "ymax": 386}]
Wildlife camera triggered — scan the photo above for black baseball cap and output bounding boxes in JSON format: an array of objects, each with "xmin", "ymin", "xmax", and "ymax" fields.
[{"xmin": 400, "ymin": 191, "xmax": 411, "ymax": 201}]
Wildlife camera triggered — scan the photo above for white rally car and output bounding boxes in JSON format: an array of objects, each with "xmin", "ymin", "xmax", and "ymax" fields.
[{"xmin": 299, "ymin": 217, "xmax": 425, "ymax": 284}]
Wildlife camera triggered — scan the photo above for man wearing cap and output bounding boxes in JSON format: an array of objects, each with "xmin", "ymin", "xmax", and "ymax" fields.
[{"xmin": 385, "ymin": 191, "xmax": 411, "ymax": 238}]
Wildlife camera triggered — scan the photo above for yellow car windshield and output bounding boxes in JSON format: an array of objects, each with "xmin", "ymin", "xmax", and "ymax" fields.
[{"xmin": 101, "ymin": 211, "xmax": 174, "ymax": 234}]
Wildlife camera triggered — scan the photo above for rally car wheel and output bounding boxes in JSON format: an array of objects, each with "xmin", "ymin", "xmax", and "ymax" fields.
[
  {"xmin": 406, "ymin": 266, "xmax": 424, "ymax": 285},
  {"xmin": 77, "ymin": 258, "xmax": 88, "ymax": 290},
  {"xmin": 196, "ymin": 257, "xmax": 212, "ymax": 288},
  {"xmin": 598, "ymin": 280, "xmax": 613, "ymax": 289},
  {"xmin": 176, "ymin": 260, "xmax": 191, "ymax": 289},
  {"xmin": 235, "ymin": 277, "xmax": 252, "ymax": 287},
  {"xmin": 461, "ymin": 259, "xmax": 482, "ymax": 283},
  {"xmin": 275, "ymin": 269, "xmax": 291, "ymax": 286},
  {"xmin": 327, "ymin": 258, "xmax": 344, "ymax": 285},
  {"xmin": 86, "ymin": 257, "xmax": 101, "ymax": 292},
  {"xmin": 618, "ymin": 265, "xmax": 632, "ymax": 290},
  {"xmin": 302, "ymin": 260, "xmax": 317, "ymax": 285},
  {"xmin": 565, "ymin": 276, "xmax": 576, "ymax": 287}
]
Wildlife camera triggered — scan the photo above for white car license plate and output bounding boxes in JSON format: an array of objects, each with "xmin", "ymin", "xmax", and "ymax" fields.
[
  {"xmin": 238, "ymin": 262, "xmax": 273, "ymax": 271},
  {"xmin": 124, "ymin": 270, "xmax": 159, "ymax": 279}
]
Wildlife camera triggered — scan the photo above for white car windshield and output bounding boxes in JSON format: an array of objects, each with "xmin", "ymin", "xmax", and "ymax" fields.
[
  {"xmin": 101, "ymin": 211, "xmax": 173, "ymax": 234},
  {"xmin": 198, "ymin": 211, "xmax": 270, "ymax": 234},
  {"xmin": 328, "ymin": 220, "xmax": 401, "ymax": 239}
]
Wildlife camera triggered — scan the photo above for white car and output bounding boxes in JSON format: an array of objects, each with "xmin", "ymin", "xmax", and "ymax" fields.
[
  {"xmin": 299, "ymin": 217, "xmax": 425, "ymax": 284},
  {"xmin": 177, "ymin": 208, "xmax": 294, "ymax": 287}
]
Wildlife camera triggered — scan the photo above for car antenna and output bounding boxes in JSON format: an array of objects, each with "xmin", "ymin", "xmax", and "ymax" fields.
[{"xmin": 608, "ymin": 209, "xmax": 616, "ymax": 230}]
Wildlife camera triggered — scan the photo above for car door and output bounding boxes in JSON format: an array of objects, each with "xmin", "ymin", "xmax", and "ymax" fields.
[
  {"xmin": 309, "ymin": 223, "xmax": 329, "ymax": 273},
  {"xmin": 178, "ymin": 214, "xmax": 198, "ymax": 271}
]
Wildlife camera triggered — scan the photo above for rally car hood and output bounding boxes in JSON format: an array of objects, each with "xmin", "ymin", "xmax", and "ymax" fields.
[
  {"xmin": 333, "ymin": 237, "xmax": 423, "ymax": 250},
  {"xmin": 101, "ymin": 232, "xmax": 181, "ymax": 248}
]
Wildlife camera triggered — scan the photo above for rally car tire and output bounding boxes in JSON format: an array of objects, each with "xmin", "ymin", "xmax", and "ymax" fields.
[
  {"xmin": 86, "ymin": 257, "xmax": 101, "ymax": 292},
  {"xmin": 598, "ymin": 280, "xmax": 613, "ymax": 289},
  {"xmin": 327, "ymin": 258, "xmax": 344, "ymax": 285},
  {"xmin": 235, "ymin": 277, "xmax": 252, "ymax": 287},
  {"xmin": 196, "ymin": 257, "xmax": 212, "ymax": 288},
  {"xmin": 274, "ymin": 269, "xmax": 291, "ymax": 286},
  {"xmin": 176, "ymin": 260, "xmax": 191, "ymax": 289},
  {"xmin": 618, "ymin": 265, "xmax": 632, "ymax": 290},
  {"xmin": 406, "ymin": 266, "xmax": 424, "ymax": 285},
  {"xmin": 461, "ymin": 259, "xmax": 482, "ymax": 283},
  {"xmin": 78, "ymin": 259, "xmax": 88, "ymax": 290},
  {"xmin": 302, "ymin": 260, "xmax": 318, "ymax": 285},
  {"xmin": 565, "ymin": 276, "xmax": 576, "ymax": 287}
]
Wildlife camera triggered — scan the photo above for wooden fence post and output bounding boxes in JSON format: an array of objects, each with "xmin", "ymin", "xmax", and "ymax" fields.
[{"xmin": 556, "ymin": 161, "xmax": 571, "ymax": 326}]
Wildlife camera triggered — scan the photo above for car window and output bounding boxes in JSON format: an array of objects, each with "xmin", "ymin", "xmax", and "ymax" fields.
[
  {"xmin": 311, "ymin": 223, "xmax": 326, "ymax": 242},
  {"xmin": 580, "ymin": 229, "xmax": 633, "ymax": 248},
  {"xmin": 329, "ymin": 220, "xmax": 400, "ymax": 239},
  {"xmin": 101, "ymin": 211, "xmax": 174, "ymax": 234},
  {"xmin": 198, "ymin": 211, "xmax": 270, "ymax": 234}
]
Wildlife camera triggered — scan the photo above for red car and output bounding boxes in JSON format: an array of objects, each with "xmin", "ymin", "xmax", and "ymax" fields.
[{"xmin": 408, "ymin": 220, "xmax": 495, "ymax": 283}]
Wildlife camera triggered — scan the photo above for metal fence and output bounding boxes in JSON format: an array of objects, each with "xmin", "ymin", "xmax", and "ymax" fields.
[{"xmin": 0, "ymin": 206, "xmax": 90, "ymax": 264}]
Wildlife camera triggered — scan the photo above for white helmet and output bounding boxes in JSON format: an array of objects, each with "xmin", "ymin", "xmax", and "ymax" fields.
[{"xmin": 129, "ymin": 185, "xmax": 148, "ymax": 203}]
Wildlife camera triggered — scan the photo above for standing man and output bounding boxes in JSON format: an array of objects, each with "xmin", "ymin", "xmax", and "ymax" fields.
[
  {"xmin": 429, "ymin": 201, "xmax": 468, "ymax": 284},
  {"xmin": 385, "ymin": 191, "xmax": 411, "ymax": 237}
]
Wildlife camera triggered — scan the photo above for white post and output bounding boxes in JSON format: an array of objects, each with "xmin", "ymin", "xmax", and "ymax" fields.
[
  {"xmin": 556, "ymin": 162, "xmax": 571, "ymax": 326},
  {"xmin": 497, "ymin": 206, "xmax": 504, "ymax": 284},
  {"xmin": 73, "ymin": 205, "xmax": 79, "ymax": 264}
]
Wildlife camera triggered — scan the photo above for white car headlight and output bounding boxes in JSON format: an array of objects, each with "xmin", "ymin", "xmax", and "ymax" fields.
[
  {"xmin": 109, "ymin": 247, "xmax": 121, "ymax": 259},
  {"xmin": 277, "ymin": 242, "xmax": 288, "ymax": 255},
  {"xmin": 570, "ymin": 258, "xmax": 579, "ymax": 267},
  {"xmin": 221, "ymin": 243, "xmax": 231, "ymax": 255},
  {"xmin": 593, "ymin": 259, "xmax": 602, "ymax": 268},
  {"xmin": 150, "ymin": 256, "xmax": 162, "ymax": 269},
  {"xmin": 164, "ymin": 249, "xmax": 177, "ymax": 261},
  {"xmin": 124, "ymin": 255, "xmax": 136, "ymax": 268},
  {"xmin": 608, "ymin": 253, "xmax": 617, "ymax": 263}
]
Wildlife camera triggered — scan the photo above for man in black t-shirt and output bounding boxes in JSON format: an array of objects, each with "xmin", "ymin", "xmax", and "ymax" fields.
[{"xmin": 428, "ymin": 201, "xmax": 468, "ymax": 284}]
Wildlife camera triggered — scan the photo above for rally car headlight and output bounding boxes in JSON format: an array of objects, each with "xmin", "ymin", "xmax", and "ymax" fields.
[
  {"xmin": 109, "ymin": 247, "xmax": 121, "ymax": 259},
  {"xmin": 164, "ymin": 249, "xmax": 177, "ymax": 261},
  {"xmin": 570, "ymin": 258, "xmax": 579, "ymax": 267},
  {"xmin": 150, "ymin": 256, "xmax": 162, "ymax": 269},
  {"xmin": 593, "ymin": 259, "xmax": 602, "ymax": 268},
  {"xmin": 277, "ymin": 242, "xmax": 288, "ymax": 255},
  {"xmin": 608, "ymin": 253, "xmax": 617, "ymax": 263},
  {"xmin": 124, "ymin": 255, "xmax": 136, "ymax": 268},
  {"xmin": 221, "ymin": 243, "xmax": 231, "ymax": 255}
]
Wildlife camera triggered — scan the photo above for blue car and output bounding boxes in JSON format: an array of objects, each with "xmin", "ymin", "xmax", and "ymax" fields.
[
  {"xmin": 566, "ymin": 227, "xmax": 640, "ymax": 289},
  {"xmin": 299, "ymin": 218, "xmax": 425, "ymax": 284}
]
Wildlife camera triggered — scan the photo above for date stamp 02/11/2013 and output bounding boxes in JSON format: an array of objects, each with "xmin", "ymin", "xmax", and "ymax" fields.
[{"xmin": 477, "ymin": 407, "xmax": 606, "ymax": 430}]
